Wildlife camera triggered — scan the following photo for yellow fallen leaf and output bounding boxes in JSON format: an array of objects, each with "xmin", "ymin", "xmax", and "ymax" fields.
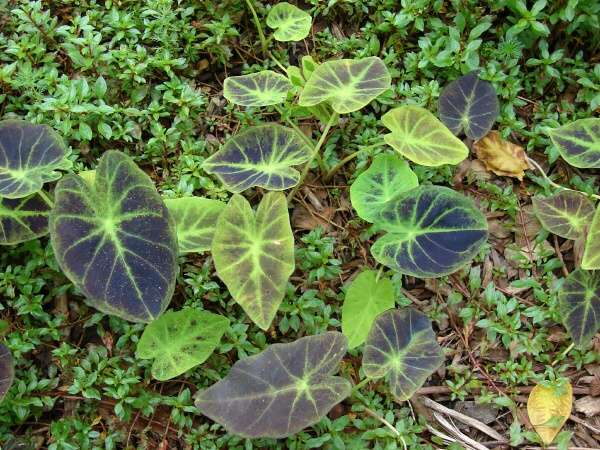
[
  {"xmin": 527, "ymin": 379, "xmax": 572, "ymax": 445},
  {"xmin": 473, "ymin": 131, "xmax": 529, "ymax": 180}
]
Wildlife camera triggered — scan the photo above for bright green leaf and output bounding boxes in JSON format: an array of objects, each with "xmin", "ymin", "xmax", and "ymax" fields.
[
  {"xmin": 583, "ymin": 207, "xmax": 600, "ymax": 269},
  {"xmin": 211, "ymin": 192, "xmax": 294, "ymax": 330},
  {"xmin": 342, "ymin": 270, "xmax": 395, "ymax": 349},
  {"xmin": 136, "ymin": 309, "xmax": 229, "ymax": 380},
  {"xmin": 381, "ymin": 106, "xmax": 469, "ymax": 166},
  {"xmin": 350, "ymin": 154, "xmax": 418, "ymax": 222},
  {"xmin": 223, "ymin": 70, "xmax": 292, "ymax": 107},
  {"xmin": 548, "ymin": 118, "xmax": 600, "ymax": 169},
  {"xmin": 266, "ymin": 2, "xmax": 312, "ymax": 42}
]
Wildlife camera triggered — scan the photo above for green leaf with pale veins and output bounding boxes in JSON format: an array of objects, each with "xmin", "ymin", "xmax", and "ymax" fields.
[
  {"xmin": 195, "ymin": 332, "xmax": 350, "ymax": 438},
  {"xmin": 548, "ymin": 118, "xmax": 600, "ymax": 168},
  {"xmin": 223, "ymin": 70, "xmax": 292, "ymax": 107},
  {"xmin": 298, "ymin": 57, "xmax": 391, "ymax": 114},
  {"xmin": 203, "ymin": 124, "xmax": 312, "ymax": 193},
  {"xmin": 342, "ymin": 270, "xmax": 395, "ymax": 349},
  {"xmin": 0, "ymin": 344, "xmax": 14, "ymax": 403},
  {"xmin": 266, "ymin": 2, "xmax": 312, "ymax": 42},
  {"xmin": 0, "ymin": 193, "xmax": 51, "ymax": 244},
  {"xmin": 583, "ymin": 207, "xmax": 600, "ymax": 270},
  {"xmin": 532, "ymin": 191, "xmax": 595, "ymax": 240},
  {"xmin": 371, "ymin": 185, "xmax": 488, "ymax": 278},
  {"xmin": 558, "ymin": 269, "xmax": 600, "ymax": 347},
  {"xmin": 350, "ymin": 154, "xmax": 418, "ymax": 223},
  {"xmin": 164, "ymin": 197, "xmax": 225, "ymax": 253},
  {"xmin": 50, "ymin": 151, "xmax": 178, "ymax": 323},
  {"xmin": 136, "ymin": 309, "xmax": 229, "ymax": 380},
  {"xmin": 211, "ymin": 192, "xmax": 294, "ymax": 330},
  {"xmin": 0, "ymin": 120, "xmax": 71, "ymax": 199},
  {"xmin": 381, "ymin": 106, "xmax": 469, "ymax": 166},
  {"xmin": 363, "ymin": 308, "xmax": 444, "ymax": 401}
]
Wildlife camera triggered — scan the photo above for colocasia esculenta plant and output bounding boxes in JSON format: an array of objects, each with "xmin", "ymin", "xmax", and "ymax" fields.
[{"xmin": 1, "ymin": 2, "xmax": 596, "ymax": 441}]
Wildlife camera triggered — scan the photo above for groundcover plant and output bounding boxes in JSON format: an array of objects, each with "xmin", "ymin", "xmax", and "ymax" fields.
[{"xmin": 2, "ymin": 0, "xmax": 600, "ymax": 448}]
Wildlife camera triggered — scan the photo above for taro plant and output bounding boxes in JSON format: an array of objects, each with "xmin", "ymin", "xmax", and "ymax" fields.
[{"xmin": 0, "ymin": 344, "xmax": 14, "ymax": 404}]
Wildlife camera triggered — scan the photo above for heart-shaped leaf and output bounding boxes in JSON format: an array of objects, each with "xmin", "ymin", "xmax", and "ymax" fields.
[
  {"xmin": 532, "ymin": 191, "xmax": 595, "ymax": 240},
  {"xmin": 548, "ymin": 118, "xmax": 600, "ymax": 168},
  {"xmin": 0, "ymin": 194, "xmax": 51, "ymax": 244},
  {"xmin": 50, "ymin": 151, "xmax": 178, "ymax": 323},
  {"xmin": 0, "ymin": 344, "xmax": 14, "ymax": 403},
  {"xmin": 136, "ymin": 309, "xmax": 229, "ymax": 381},
  {"xmin": 195, "ymin": 332, "xmax": 350, "ymax": 438},
  {"xmin": 527, "ymin": 379, "xmax": 572, "ymax": 445},
  {"xmin": 342, "ymin": 270, "xmax": 395, "ymax": 349},
  {"xmin": 266, "ymin": 2, "xmax": 312, "ymax": 42},
  {"xmin": 558, "ymin": 269, "xmax": 600, "ymax": 346},
  {"xmin": 438, "ymin": 71, "xmax": 499, "ymax": 140},
  {"xmin": 212, "ymin": 192, "xmax": 294, "ymax": 330},
  {"xmin": 362, "ymin": 308, "xmax": 444, "ymax": 401},
  {"xmin": 473, "ymin": 131, "xmax": 529, "ymax": 180},
  {"xmin": 223, "ymin": 71, "xmax": 292, "ymax": 107},
  {"xmin": 583, "ymin": 207, "xmax": 600, "ymax": 270},
  {"xmin": 371, "ymin": 185, "xmax": 488, "ymax": 278},
  {"xmin": 203, "ymin": 124, "xmax": 312, "ymax": 193},
  {"xmin": 350, "ymin": 154, "xmax": 418, "ymax": 223},
  {"xmin": 298, "ymin": 57, "xmax": 391, "ymax": 114},
  {"xmin": 381, "ymin": 106, "xmax": 469, "ymax": 167},
  {"xmin": 164, "ymin": 197, "xmax": 225, "ymax": 253},
  {"xmin": 0, "ymin": 120, "xmax": 71, "ymax": 199}
]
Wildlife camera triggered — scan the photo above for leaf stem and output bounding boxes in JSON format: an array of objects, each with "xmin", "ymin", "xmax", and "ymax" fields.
[
  {"xmin": 287, "ymin": 112, "xmax": 339, "ymax": 202},
  {"xmin": 38, "ymin": 190, "xmax": 54, "ymax": 208},
  {"xmin": 244, "ymin": 0, "xmax": 268, "ymax": 56},
  {"xmin": 351, "ymin": 377, "xmax": 371, "ymax": 395},
  {"xmin": 324, "ymin": 142, "xmax": 387, "ymax": 182},
  {"xmin": 526, "ymin": 156, "xmax": 600, "ymax": 200}
]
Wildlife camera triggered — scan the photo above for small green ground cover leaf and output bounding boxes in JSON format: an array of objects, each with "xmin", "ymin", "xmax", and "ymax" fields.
[
  {"xmin": 371, "ymin": 185, "xmax": 488, "ymax": 278},
  {"xmin": 0, "ymin": 120, "xmax": 71, "ymax": 199},
  {"xmin": 0, "ymin": 344, "xmax": 14, "ymax": 403},
  {"xmin": 50, "ymin": 151, "xmax": 178, "ymax": 323},
  {"xmin": 203, "ymin": 124, "xmax": 312, "ymax": 193},
  {"xmin": 223, "ymin": 71, "xmax": 292, "ymax": 107},
  {"xmin": 164, "ymin": 197, "xmax": 225, "ymax": 253},
  {"xmin": 583, "ymin": 207, "xmax": 600, "ymax": 269},
  {"xmin": 266, "ymin": 3, "xmax": 311, "ymax": 42},
  {"xmin": 342, "ymin": 270, "xmax": 395, "ymax": 349},
  {"xmin": 298, "ymin": 57, "xmax": 391, "ymax": 114},
  {"xmin": 532, "ymin": 191, "xmax": 595, "ymax": 240},
  {"xmin": 558, "ymin": 269, "xmax": 600, "ymax": 347},
  {"xmin": 548, "ymin": 118, "xmax": 600, "ymax": 168},
  {"xmin": 438, "ymin": 71, "xmax": 499, "ymax": 140},
  {"xmin": 350, "ymin": 154, "xmax": 418, "ymax": 223},
  {"xmin": 211, "ymin": 192, "xmax": 294, "ymax": 330},
  {"xmin": 136, "ymin": 309, "xmax": 229, "ymax": 380},
  {"xmin": 382, "ymin": 106, "xmax": 469, "ymax": 167},
  {"xmin": 0, "ymin": 194, "xmax": 51, "ymax": 244},
  {"xmin": 362, "ymin": 308, "xmax": 444, "ymax": 401},
  {"xmin": 195, "ymin": 332, "xmax": 350, "ymax": 438}
]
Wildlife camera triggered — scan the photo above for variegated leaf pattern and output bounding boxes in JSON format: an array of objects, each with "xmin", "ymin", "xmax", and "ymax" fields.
[
  {"xmin": 50, "ymin": 151, "xmax": 178, "ymax": 323},
  {"xmin": 438, "ymin": 71, "xmax": 499, "ymax": 140},
  {"xmin": 381, "ymin": 106, "xmax": 469, "ymax": 167},
  {"xmin": 164, "ymin": 197, "xmax": 225, "ymax": 253},
  {"xmin": 211, "ymin": 192, "xmax": 294, "ymax": 330},
  {"xmin": 532, "ymin": 191, "xmax": 595, "ymax": 240},
  {"xmin": 195, "ymin": 332, "xmax": 351, "ymax": 438},
  {"xmin": 0, "ymin": 120, "xmax": 71, "ymax": 199},
  {"xmin": 266, "ymin": 2, "xmax": 312, "ymax": 42},
  {"xmin": 371, "ymin": 185, "xmax": 488, "ymax": 278},
  {"xmin": 0, "ymin": 193, "xmax": 51, "ymax": 244},
  {"xmin": 0, "ymin": 343, "xmax": 14, "ymax": 403},
  {"xmin": 548, "ymin": 118, "xmax": 600, "ymax": 169},
  {"xmin": 298, "ymin": 57, "xmax": 391, "ymax": 114},
  {"xmin": 203, "ymin": 124, "xmax": 311, "ymax": 193},
  {"xmin": 223, "ymin": 71, "xmax": 292, "ymax": 107},
  {"xmin": 558, "ymin": 269, "xmax": 600, "ymax": 347},
  {"xmin": 583, "ymin": 207, "xmax": 600, "ymax": 270},
  {"xmin": 363, "ymin": 308, "xmax": 444, "ymax": 401}
]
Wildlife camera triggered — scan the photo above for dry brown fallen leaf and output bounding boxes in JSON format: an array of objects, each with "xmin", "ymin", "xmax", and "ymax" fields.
[
  {"xmin": 473, "ymin": 131, "xmax": 530, "ymax": 180},
  {"xmin": 527, "ymin": 379, "xmax": 573, "ymax": 445}
]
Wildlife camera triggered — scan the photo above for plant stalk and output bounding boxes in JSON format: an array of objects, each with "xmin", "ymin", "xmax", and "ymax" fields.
[
  {"xmin": 38, "ymin": 190, "xmax": 54, "ymax": 208},
  {"xmin": 287, "ymin": 112, "xmax": 339, "ymax": 202},
  {"xmin": 324, "ymin": 142, "xmax": 387, "ymax": 182},
  {"xmin": 244, "ymin": 0, "xmax": 268, "ymax": 56}
]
